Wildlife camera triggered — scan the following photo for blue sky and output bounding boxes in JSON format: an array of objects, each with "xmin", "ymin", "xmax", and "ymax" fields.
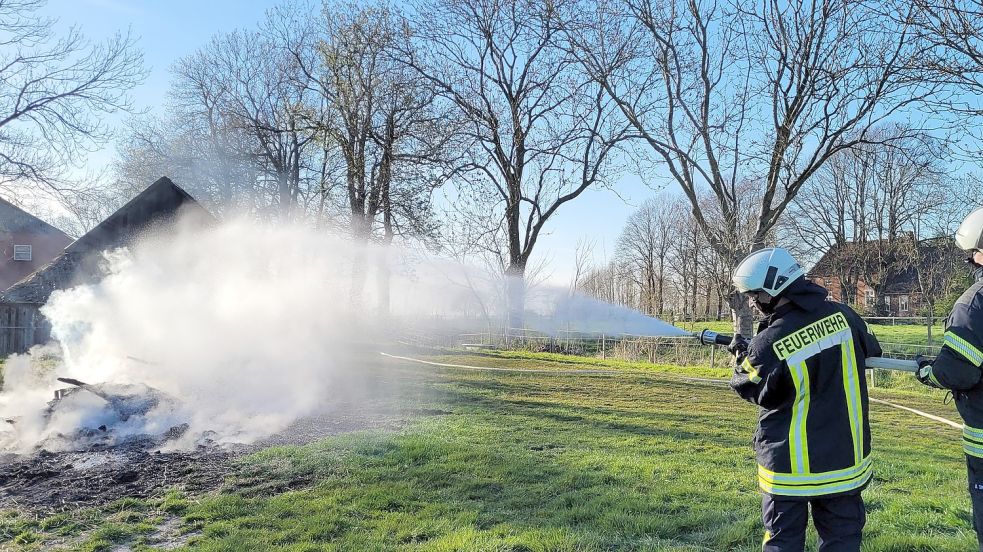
[{"xmin": 39, "ymin": 0, "xmax": 666, "ymax": 285}]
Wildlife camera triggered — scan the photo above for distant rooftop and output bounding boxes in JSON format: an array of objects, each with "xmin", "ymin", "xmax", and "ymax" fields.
[
  {"xmin": 0, "ymin": 197, "xmax": 69, "ymax": 238},
  {"xmin": 1, "ymin": 177, "xmax": 214, "ymax": 305}
]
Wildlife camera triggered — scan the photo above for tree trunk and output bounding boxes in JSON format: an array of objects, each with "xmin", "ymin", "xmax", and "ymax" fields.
[
  {"xmin": 376, "ymin": 242, "xmax": 392, "ymax": 320},
  {"xmin": 506, "ymin": 262, "xmax": 526, "ymax": 332},
  {"xmin": 730, "ymin": 292, "xmax": 754, "ymax": 336},
  {"xmin": 350, "ymin": 216, "xmax": 372, "ymax": 311}
]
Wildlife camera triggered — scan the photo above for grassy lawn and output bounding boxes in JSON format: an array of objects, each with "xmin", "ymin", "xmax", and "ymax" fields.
[{"xmin": 1, "ymin": 352, "xmax": 975, "ymax": 551}]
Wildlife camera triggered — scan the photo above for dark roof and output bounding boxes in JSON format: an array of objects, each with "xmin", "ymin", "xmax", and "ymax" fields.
[
  {"xmin": 810, "ymin": 242, "xmax": 858, "ymax": 276},
  {"xmin": 1, "ymin": 177, "xmax": 213, "ymax": 305},
  {"xmin": 0, "ymin": 197, "xmax": 70, "ymax": 238},
  {"xmin": 810, "ymin": 237, "xmax": 959, "ymax": 295}
]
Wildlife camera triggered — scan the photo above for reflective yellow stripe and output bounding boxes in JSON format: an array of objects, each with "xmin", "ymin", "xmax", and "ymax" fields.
[
  {"xmin": 743, "ymin": 357, "xmax": 761, "ymax": 383},
  {"xmin": 841, "ymin": 337, "xmax": 863, "ymax": 465},
  {"xmin": 762, "ymin": 530, "xmax": 771, "ymax": 547},
  {"xmin": 757, "ymin": 457, "xmax": 873, "ymax": 496},
  {"xmin": 927, "ymin": 366, "xmax": 943, "ymax": 388},
  {"xmin": 965, "ymin": 425, "xmax": 983, "ymax": 458},
  {"xmin": 758, "ymin": 456, "xmax": 872, "ymax": 483},
  {"xmin": 789, "ymin": 360, "xmax": 810, "ymax": 474},
  {"xmin": 943, "ymin": 331, "xmax": 983, "ymax": 367}
]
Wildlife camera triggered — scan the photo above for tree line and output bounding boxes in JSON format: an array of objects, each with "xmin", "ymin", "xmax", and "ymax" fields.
[{"xmin": 5, "ymin": 0, "xmax": 983, "ymax": 330}]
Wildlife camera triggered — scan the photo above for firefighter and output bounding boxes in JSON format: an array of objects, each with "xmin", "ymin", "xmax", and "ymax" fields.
[
  {"xmin": 728, "ymin": 247, "xmax": 882, "ymax": 552},
  {"xmin": 914, "ymin": 206, "xmax": 983, "ymax": 548}
]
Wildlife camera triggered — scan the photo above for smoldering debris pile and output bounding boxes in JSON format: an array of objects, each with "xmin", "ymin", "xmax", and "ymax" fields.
[
  {"xmin": 0, "ymin": 445, "xmax": 234, "ymax": 512},
  {"xmin": 27, "ymin": 377, "xmax": 189, "ymax": 449},
  {"xmin": 0, "ymin": 355, "xmax": 442, "ymax": 512}
]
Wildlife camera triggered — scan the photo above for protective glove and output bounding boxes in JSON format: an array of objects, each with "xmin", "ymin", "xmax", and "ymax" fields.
[
  {"xmin": 914, "ymin": 355, "xmax": 943, "ymax": 389},
  {"xmin": 727, "ymin": 333, "xmax": 749, "ymax": 357},
  {"xmin": 729, "ymin": 334, "xmax": 750, "ymax": 375}
]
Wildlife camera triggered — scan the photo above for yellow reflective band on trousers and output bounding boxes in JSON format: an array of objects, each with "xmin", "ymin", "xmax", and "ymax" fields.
[
  {"xmin": 841, "ymin": 338, "xmax": 863, "ymax": 465},
  {"xmin": 757, "ymin": 457, "xmax": 873, "ymax": 497},
  {"xmin": 944, "ymin": 331, "xmax": 983, "ymax": 367},
  {"xmin": 788, "ymin": 360, "xmax": 810, "ymax": 474},
  {"xmin": 964, "ymin": 425, "xmax": 983, "ymax": 458}
]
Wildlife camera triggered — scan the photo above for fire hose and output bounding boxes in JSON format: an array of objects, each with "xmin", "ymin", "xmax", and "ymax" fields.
[{"xmin": 696, "ymin": 329, "xmax": 919, "ymax": 372}]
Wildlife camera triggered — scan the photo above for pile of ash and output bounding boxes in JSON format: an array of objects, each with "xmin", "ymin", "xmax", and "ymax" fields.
[
  {"xmin": 0, "ymin": 377, "xmax": 237, "ymax": 512},
  {"xmin": 12, "ymin": 377, "xmax": 191, "ymax": 451},
  {"xmin": 0, "ymin": 442, "xmax": 235, "ymax": 512}
]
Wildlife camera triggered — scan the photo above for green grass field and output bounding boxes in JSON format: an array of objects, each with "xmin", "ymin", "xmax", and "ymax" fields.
[{"xmin": 1, "ymin": 351, "xmax": 975, "ymax": 551}]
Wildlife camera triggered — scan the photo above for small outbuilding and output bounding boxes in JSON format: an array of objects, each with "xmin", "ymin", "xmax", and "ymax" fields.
[{"xmin": 0, "ymin": 177, "xmax": 213, "ymax": 356}]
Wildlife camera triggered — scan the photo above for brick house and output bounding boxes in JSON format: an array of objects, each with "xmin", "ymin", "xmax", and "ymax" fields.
[
  {"xmin": 809, "ymin": 238, "xmax": 962, "ymax": 317},
  {"xmin": 0, "ymin": 198, "xmax": 72, "ymax": 292}
]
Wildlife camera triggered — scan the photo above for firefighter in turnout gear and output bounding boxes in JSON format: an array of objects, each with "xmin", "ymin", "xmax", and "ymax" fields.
[
  {"xmin": 914, "ymin": 206, "xmax": 983, "ymax": 549},
  {"xmin": 728, "ymin": 248, "xmax": 882, "ymax": 552}
]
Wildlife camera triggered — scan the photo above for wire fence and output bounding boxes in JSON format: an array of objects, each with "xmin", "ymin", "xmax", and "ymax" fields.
[{"xmin": 409, "ymin": 328, "xmax": 941, "ymax": 378}]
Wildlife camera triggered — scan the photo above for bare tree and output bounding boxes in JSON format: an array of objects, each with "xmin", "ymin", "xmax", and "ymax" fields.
[
  {"xmin": 570, "ymin": 237, "xmax": 596, "ymax": 296},
  {"xmin": 285, "ymin": 1, "xmax": 447, "ymax": 243},
  {"xmin": 0, "ymin": 0, "xmax": 144, "ymax": 197},
  {"xmin": 563, "ymin": 0, "xmax": 937, "ymax": 333},
  {"xmin": 910, "ymin": 1, "xmax": 983, "ymax": 113},
  {"xmin": 181, "ymin": 30, "xmax": 319, "ymax": 219},
  {"xmin": 402, "ymin": 0, "xmax": 633, "ymax": 323},
  {"xmin": 582, "ymin": 190, "xmax": 742, "ymax": 323},
  {"xmin": 783, "ymin": 126, "xmax": 950, "ymax": 312},
  {"xmin": 614, "ymin": 195, "xmax": 676, "ymax": 316},
  {"xmin": 265, "ymin": 0, "xmax": 451, "ymax": 313}
]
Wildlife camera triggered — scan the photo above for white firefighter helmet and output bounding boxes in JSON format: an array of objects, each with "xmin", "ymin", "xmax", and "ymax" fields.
[
  {"xmin": 956, "ymin": 207, "xmax": 983, "ymax": 252},
  {"xmin": 732, "ymin": 247, "xmax": 805, "ymax": 297}
]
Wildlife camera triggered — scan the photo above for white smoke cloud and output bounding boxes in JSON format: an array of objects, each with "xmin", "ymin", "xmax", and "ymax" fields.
[{"xmin": 0, "ymin": 216, "xmax": 686, "ymax": 453}]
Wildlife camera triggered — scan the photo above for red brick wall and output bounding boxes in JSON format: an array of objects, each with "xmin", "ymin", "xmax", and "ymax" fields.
[
  {"xmin": 811, "ymin": 276, "xmax": 922, "ymax": 315},
  {"xmin": 0, "ymin": 232, "xmax": 72, "ymax": 291}
]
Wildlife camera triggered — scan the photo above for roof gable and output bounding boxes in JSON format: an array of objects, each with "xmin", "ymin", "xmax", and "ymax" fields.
[
  {"xmin": 1, "ymin": 177, "xmax": 213, "ymax": 304},
  {"xmin": 0, "ymin": 198, "xmax": 70, "ymax": 239},
  {"xmin": 69, "ymin": 177, "xmax": 205, "ymax": 254}
]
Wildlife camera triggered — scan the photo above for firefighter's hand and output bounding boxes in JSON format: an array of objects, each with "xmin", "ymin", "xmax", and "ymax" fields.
[
  {"xmin": 914, "ymin": 355, "xmax": 943, "ymax": 389},
  {"xmin": 727, "ymin": 334, "xmax": 748, "ymax": 357}
]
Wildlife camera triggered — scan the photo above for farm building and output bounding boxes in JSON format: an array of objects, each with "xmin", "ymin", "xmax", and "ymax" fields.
[
  {"xmin": 0, "ymin": 177, "xmax": 213, "ymax": 356},
  {"xmin": 809, "ymin": 237, "xmax": 963, "ymax": 317},
  {"xmin": 0, "ymin": 198, "xmax": 73, "ymax": 292}
]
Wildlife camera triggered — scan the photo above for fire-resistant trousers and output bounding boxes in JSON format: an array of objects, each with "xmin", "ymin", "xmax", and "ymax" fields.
[
  {"xmin": 761, "ymin": 492, "xmax": 865, "ymax": 552},
  {"xmin": 967, "ymin": 455, "xmax": 983, "ymax": 551}
]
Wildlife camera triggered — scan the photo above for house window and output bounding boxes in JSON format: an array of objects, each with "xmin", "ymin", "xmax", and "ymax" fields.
[
  {"xmin": 864, "ymin": 289, "xmax": 875, "ymax": 308},
  {"xmin": 900, "ymin": 295, "xmax": 909, "ymax": 313},
  {"xmin": 12, "ymin": 245, "xmax": 31, "ymax": 261}
]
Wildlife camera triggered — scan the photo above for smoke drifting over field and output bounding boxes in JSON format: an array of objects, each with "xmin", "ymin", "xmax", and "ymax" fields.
[{"xmin": 0, "ymin": 216, "xmax": 685, "ymax": 452}]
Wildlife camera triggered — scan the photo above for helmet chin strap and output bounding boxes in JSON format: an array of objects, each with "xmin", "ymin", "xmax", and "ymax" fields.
[
  {"xmin": 965, "ymin": 254, "xmax": 983, "ymax": 282},
  {"xmin": 750, "ymin": 293, "xmax": 776, "ymax": 315}
]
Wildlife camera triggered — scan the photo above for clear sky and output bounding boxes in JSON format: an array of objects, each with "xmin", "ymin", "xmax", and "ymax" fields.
[{"xmin": 40, "ymin": 0, "xmax": 663, "ymax": 286}]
